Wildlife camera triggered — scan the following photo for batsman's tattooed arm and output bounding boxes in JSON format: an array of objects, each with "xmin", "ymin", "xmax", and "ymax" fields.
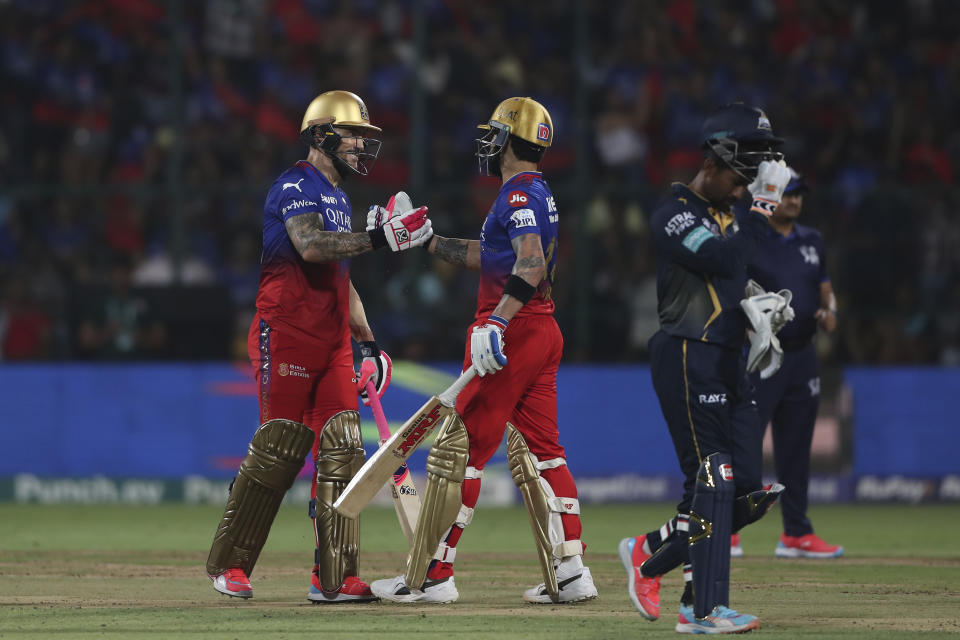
[
  {"xmin": 510, "ymin": 234, "xmax": 546, "ymax": 284},
  {"xmin": 428, "ymin": 235, "xmax": 481, "ymax": 270},
  {"xmin": 285, "ymin": 213, "xmax": 373, "ymax": 261}
]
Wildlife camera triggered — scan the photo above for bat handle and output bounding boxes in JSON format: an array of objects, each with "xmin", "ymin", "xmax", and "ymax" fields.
[
  {"xmin": 365, "ymin": 380, "xmax": 392, "ymax": 441},
  {"xmin": 438, "ymin": 367, "xmax": 476, "ymax": 408}
]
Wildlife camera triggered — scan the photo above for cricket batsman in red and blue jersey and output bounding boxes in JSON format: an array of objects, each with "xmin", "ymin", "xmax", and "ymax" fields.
[
  {"xmin": 205, "ymin": 90, "xmax": 433, "ymax": 603},
  {"xmin": 369, "ymin": 97, "xmax": 598, "ymax": 606}
]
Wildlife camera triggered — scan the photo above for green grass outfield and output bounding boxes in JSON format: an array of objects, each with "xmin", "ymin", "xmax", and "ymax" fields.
[{"xmin": 1, "ymin": 503, "xmax": 958, "ymax": 639}]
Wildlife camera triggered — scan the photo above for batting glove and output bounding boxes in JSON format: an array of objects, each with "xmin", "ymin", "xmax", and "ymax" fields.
[
  {"xmin": 366, "ymin": 191, "xmax": 414, "ymax": 231},
  {"xmin": 357, "ymin": 341, "xmax": 392, "ymax": 405},
  {"xmin": 748, "ymin": 160, "xmax": 791, "ymax": 216},
  {"xmin": 369, "ymin": 206, "xmax": 433, "ymax": 251},
  {"xmin": 470, "ymin": 315, "xmax": 508, "ymax": 377}
]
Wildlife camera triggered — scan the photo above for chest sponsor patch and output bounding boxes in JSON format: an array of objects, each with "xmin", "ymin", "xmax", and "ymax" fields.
[
  {"xmin": 681, "ymin": 226, "xmax": 714, "ymax": 253},
  {"xmin": 509, "ymin": 208, "xmax": 537, "ymax": 229},
  {"xmin": 665, "ymin": 211, "xmax": 696, "ymax": 236},
  {"xmin": 507, "ymin": 190, "xmax": 529, "ymax": 207}
]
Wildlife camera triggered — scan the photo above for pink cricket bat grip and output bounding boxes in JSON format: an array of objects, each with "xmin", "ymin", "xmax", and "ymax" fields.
[{"xmin": 365, "ymin": 380, "xmax": 392, "ymax": 441}]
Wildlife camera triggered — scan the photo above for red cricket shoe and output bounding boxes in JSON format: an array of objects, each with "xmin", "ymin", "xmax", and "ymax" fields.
[
  {"xmin": 210, "ymin": 568, "xmax": 253, "ymax": 599},
  {"xmin": 730, "ymin": 533, "xmax": 744, "ymax": 557},
  {"xmin": 775, "ymin": 533, "xmax": 844, "ymax": 558},
  {"xmin": 617, "ymin": 535, "xmax": 661, "ymax": 621},
  {"xmin": 308, "ymin": 572, "xmax": 378, "ymax": 603}
]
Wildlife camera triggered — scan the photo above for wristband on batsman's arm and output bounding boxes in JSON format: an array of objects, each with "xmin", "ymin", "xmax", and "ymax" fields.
[
  {"xmin": 750, "ymin": 198, "xmax": 777, "ymax": 216},
  {"xmin": 503, "ymin": 274, "xmax": 537, "ymax": 304},
  {"xmin": 369, "ymin": 227, "xmax": 388, "ymax": 250}
]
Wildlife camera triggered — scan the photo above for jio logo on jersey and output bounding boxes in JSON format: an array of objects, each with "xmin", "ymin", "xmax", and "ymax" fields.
[
  {"xmin": 537, "ymin": 123, "xmax": 550, "ymax": 142},
  {"xmin": 508, "ymin": 191, "xmax": 528, "ymax": 207}
]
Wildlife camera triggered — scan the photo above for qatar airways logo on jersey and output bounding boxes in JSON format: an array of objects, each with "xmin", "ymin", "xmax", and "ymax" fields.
[
  {"xmin": 326, "ymin": 207, "xmax": 351, "ymax": 232},
  {"xmin": 665, "ymin": 211, "xmax": 696, "ymax": 236},
  {"xmin": 282, "ymin": 199, "xmax": 318, "ymax": 215}
]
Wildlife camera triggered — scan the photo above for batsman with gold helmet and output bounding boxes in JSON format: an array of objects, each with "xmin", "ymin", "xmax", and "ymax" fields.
[
  {"xmin": 367, "ymin": 97, "xmax": 598, "ymax": 605},
  {"xmin": 205, "ymin": 90, "xmax": 433, "ymax": 603}
]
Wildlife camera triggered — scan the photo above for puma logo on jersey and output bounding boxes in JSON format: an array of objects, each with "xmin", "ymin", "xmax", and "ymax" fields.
[{"xmin": 282, "ymin": 178, "xmax": 305, "ymax": 192}]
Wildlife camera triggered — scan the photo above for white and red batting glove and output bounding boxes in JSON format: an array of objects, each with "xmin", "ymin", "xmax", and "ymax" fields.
[
  {"xmin": 748, "ymin": 160, "xmax": 791, "ymax": 216},
  {"xmin": 371, "ymin": 206, "xmax": 433, "ymax": 251},
  {"xmin": 357, "ymin": 341, "xmax": 392, "ymax": 405},
  {"xmin": 366, "ymin": 191, "xmax": 414, "ymax": 231},
  {"xmin": 470, "ymin": 315, "xmax": 508, "ymax": 377}
]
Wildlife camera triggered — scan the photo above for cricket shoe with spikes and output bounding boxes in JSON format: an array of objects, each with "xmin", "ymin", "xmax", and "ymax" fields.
[
  {"xmin": 308, "ymin": 574, "xmax": 378, "ymax": 603},
  {"xmin": 617, "ymin": 535, "xmax": 661, "ymax": 620},
  {"xmin": 523, "ymin": 556, "xmax": 598, "ymax": 604},
  {"xmin": 370, "ymin": 576, "xmax": 459, "ymax": 604},
  {"xmin": 210, "ymin": 568, "xmax": 253, "ymax": 599},
  {"xmin": 675, "ymin": 604, "xmax": 759, "ymax": 634}
]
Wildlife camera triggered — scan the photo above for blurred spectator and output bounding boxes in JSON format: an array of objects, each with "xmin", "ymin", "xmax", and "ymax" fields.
[{"xmin": 76, "ymin": 255, "xmax": 168, "ymax": 359}]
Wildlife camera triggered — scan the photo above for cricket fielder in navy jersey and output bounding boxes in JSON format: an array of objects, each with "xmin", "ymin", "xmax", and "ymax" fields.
[
  {"xmin": 617, "ymin": 103, "xmax": 793, "ymax": 633},
  {"xmin": 205, "ymin": 90, "xmax": 433, "ymax": 602},
  {"xmin": 368, "ymin": 97, "xmax": 597, "ymax": 605},
  {"xmin": 746, "ymin": 169, "xmax": 843, "ymax": 559}
]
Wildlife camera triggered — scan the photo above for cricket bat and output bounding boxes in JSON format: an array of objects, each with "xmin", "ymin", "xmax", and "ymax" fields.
[
  {"xmin": 334, "ymin": 367, "xmax": 476, "ymax": 520},
  {"xmin": 365, "ymin": 379, "xmax": 420, "ymax": 546}
]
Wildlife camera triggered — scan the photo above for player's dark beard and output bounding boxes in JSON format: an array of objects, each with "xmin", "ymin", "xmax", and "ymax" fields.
[
  {"xmin": 330, "ymin": 154, "xmax": 353, "ymax": 182},
  {"xmin": 488, "ymin": 153, "xmax": 502, "ymax": 179}
]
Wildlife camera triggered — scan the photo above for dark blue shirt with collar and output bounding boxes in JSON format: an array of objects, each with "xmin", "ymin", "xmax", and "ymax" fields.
[
  {"xmin": 747, "ymin": 223, "xmax": 828, "ymax": 344},
  {"xmin": 650, "ymin": 183, "xmax": 773, "ymax": 350}
]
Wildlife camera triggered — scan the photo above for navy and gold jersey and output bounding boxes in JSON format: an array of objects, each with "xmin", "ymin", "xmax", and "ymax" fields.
[
  {"xmin": 748, "ymin": 224, "xmax": 829, "ymax": 343},
  {"xmin": 650, "ymin": 183, "xmax": 772, "ymax": 349}
]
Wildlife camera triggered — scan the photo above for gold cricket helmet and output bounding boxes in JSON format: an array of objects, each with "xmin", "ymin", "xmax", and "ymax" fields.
[
  {"xmin": 476, "ymin": 97, "xmax": 553, "ymax": 176},
  {"xmin": 300, "ymin": 90, "xmax": 381, "ymax": 134},
  {"xmin": 300, "ymin": 90, "xmax": 382, "ymax": 177}
]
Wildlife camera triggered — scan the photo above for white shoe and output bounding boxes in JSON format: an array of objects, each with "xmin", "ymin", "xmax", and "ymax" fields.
[
  {"xmin": 523, "ymin": 566, "xmax": 598, "ymax": 604},
  {"xmin": 370, "ymin": 575, "xmax": 459, "ymax": 604}
]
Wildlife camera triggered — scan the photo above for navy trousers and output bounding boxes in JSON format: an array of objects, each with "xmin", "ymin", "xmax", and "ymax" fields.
[
  {"xmin": 754, "ymin": 342, "xmax": 820, "ymax": 536},
  {"xmin": 648, "ymin": 331, "xmax": 764, "ymax": 515}
]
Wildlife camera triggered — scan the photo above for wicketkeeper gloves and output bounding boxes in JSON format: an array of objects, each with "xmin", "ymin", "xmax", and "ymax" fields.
[
  {"xmin": 748, "ymin": 160, "xmax": 792, "ymax": 216},
  {"xmin": 741, "ymin": 280, "xmax": 795, "ymax": 379}
]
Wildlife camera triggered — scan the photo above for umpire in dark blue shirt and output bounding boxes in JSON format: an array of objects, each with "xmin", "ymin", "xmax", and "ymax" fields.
[{"xmin": 746, "ymin": 169, "xmax": 844, "ymax": 559}]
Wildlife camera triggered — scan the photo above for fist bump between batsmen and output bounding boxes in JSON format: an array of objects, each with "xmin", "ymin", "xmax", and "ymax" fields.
[
  {"xmin": 470, "ymin": 315, "xmax": 508, "ymax": 377},
  {"xmin": 357, "ymin": 341, "xmax": 392, "ymax": 405}
]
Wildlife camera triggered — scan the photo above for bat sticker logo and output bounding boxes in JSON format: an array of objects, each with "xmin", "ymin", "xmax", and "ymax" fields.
[{"xmin": 394, "ymin": 406, "xmax": 443, "ymax": 457}]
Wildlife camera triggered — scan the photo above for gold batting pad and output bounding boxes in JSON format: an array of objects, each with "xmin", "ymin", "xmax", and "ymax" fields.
[
  {"xmin": 506, "ymin": 424, "xmax": 560, "ymax": 603},
  {"xmin": 314, "ymin": 411, "xmax": 366, "ymax": 593},
  {"xmin": 403, "ymin": 414, "xmax": 469, "ymax": 590},
  {"xmin": 206, "ymin": 419, "xmax": 314, "ymax": 576}
]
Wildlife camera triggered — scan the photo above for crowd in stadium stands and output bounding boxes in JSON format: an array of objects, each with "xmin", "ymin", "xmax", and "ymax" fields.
[{"xmin": 1, "ymin": 0, "xmax": 958, "ymax": 365}]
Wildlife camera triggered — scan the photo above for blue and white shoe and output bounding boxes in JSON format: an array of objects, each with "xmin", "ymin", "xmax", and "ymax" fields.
[{"xmin": 675, "ymin": 604, "xmax": 759, "ymax": 634}]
